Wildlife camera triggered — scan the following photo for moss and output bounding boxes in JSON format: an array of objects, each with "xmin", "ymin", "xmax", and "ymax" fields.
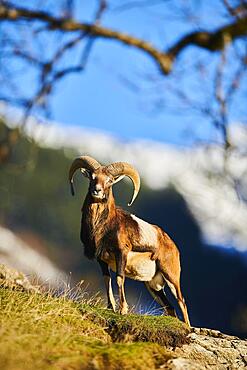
[
  {"xmin": 79, "ymin": 303, "xmax": 190, "ymax": 347},
  {"xmin": 54, "ymin": 342, "xmax": 171, "ymax": 370}
]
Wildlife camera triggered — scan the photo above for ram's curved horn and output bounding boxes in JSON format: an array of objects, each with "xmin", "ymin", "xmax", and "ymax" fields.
[
  {"xmin": 69, "ymin": 156, "xmax": 101, "ymax": 196},
  {"xmin": 105, "ymin": 162, "xmax": 140, "ymax": 206}
]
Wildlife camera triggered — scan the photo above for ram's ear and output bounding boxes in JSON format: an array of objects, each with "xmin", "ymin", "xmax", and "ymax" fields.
[
  {"xmin": 80, "ymin": 168, "xmax": 91, "ymax": 179},
  {"xmin": 112, "ymin": 174, "xmax": 125, "ymax": 185}
]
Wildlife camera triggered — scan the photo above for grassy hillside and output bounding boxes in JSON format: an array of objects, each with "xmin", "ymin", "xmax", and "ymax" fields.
[{"xmin": 0, "ymin": 266, "xmax": 189, "ymax": 370}]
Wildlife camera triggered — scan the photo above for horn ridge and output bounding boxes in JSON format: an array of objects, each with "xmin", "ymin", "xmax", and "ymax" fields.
[
  {"xmin": 105, "ymin": 162, "xmax": 140, "ymax": 206},
  {"xmin": 69, "ymin": 155, "xmax": 101, "ymax": 195}
]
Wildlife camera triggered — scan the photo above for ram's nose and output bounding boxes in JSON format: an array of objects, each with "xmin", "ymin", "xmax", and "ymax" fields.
[
  {"xmin": 93, "ymin": 189, "xmax": 100, "ymax": 196},
  {"xmin": 91, "ymin": 186, "xmax": 104, "ymax": 199}
]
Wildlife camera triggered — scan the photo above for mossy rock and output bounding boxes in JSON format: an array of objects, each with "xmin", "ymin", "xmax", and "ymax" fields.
[{"xmin": 0, "ymin": 264, "xmax": 38, "ymax": 292}]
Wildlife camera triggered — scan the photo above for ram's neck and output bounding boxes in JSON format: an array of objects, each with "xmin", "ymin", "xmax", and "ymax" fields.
[{"xmin": 82, "ymin": 189, "xmax": 116, "ymax": 234}]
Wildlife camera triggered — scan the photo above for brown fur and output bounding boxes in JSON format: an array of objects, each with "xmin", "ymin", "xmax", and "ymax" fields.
[{"xmin": 81, "ymin": 189, "xmax": 157, "ymax": 260}]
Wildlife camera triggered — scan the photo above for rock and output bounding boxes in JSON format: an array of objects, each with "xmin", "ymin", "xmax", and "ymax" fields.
[
  {"xmin": 0, "ymin": 263, "xmax": 38, "ymax": 292},
  {"xmin": 164, "ymin": 327, "xmax": 247, "ymax": 369},
  {"xmin": 164, "ymin": 358, "xmax": 206, "ymax": 370}
]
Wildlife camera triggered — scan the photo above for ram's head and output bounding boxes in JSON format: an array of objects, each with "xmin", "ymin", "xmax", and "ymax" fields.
[{"xmin": 69, "ymin": 155, "xmax": 140, "ymax": 206}]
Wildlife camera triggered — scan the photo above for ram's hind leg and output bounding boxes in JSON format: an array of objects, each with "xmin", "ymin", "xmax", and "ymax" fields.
[
  {"xmin": 165, "ymin": 277, "xmax": 190, "ymax": 326},
  {"xmin": 160, "ymin": 268, "xmax": 190, "ymax": 326},
  {"xmin": 158, "ymin": 239, "xmax": 191, "ymax": 326},
  {"xmin": 145, "ymin": 279, "xmax": 177, "ymax": 317}
]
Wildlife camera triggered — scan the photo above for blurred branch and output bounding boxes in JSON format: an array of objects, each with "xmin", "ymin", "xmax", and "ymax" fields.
[
  {"xmin": 213, "ymin": 43, "xmax": 247, "ymax": 153},
  {"xmin": 222, "ymin": 0, "xmax": 247, "ymax": 19},
  {"xmin": 63, "ymin": 0, "xmax": 75, "ymax": 18},
  {"xmin": 1, "ymin": 2, "xmax": 247, "ymax": 75},
  {"xmin": 95, "ymin": 0, "xmax": 107, "ymax": 23},
  {"xmin": 214, "ymin": 48, "xmax": 230, "ymax": 150},
  {"xmin": 112, "ymin": 0, "xmax": 168, "ymax": 11},
  {"xmin": 167, "ymin": 17, "xmax": 247, "ymax": 58},
  {"xmin": 226, "ymin": 51, "xmax": 247, "ymax": 101}
]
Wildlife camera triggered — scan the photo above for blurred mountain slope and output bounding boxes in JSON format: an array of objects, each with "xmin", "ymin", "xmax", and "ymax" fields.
[
  {"xmin": 0, "ymin": 225, "xmax": 66, "ymax": 285},
  {"xmin": 5, "ymin": 111, "xmax": 247, "ymax": 251}
]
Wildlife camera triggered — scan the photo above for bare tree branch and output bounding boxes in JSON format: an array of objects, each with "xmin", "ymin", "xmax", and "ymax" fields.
[
  {"xmin": 214, "ymin": 48, "xmax": 230, "ymax": 150},
  {"xmin": 112, "ymin": 0, "xmax": 168, "ymax": 12},
  {"xmin": 222, "ymin": 0, "xmax": 247, "ymax": 19},
  {"xmin": 95, "ymin": 0, "xmax": 107, "ymax": 23},
  {"xmin": 0, "ymin": 2, "xmax": 247, "ymax": 75},
  {"xmin": 167, "ymin": 17, "xmax": 247, "ymax": 58}
]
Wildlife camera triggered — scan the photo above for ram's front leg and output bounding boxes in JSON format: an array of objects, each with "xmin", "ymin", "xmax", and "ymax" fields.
[
  {"xmin": 98, "ymin": 259, "xmax": 116, "ymax": 312},
  {"xmin": 115, "ymin": 250, "xmax": 128, "ymax": 315}
]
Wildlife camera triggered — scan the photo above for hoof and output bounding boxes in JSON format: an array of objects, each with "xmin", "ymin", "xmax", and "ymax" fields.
[
  {"xmin": 119, "ymin": 305, "xmax": 128, "ymax": 315},
  {"xmin": 107, "ymin": 304, "xmax": 116, "ymax": 312}
]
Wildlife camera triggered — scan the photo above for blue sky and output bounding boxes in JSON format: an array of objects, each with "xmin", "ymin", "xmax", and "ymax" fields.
[
  {"xmin": 50, "ymin": 56, "xmax": 195, "ymax": 144},
  {"xmin": 47, "ymin": 0, "xmax": 226, "ymax": 146}
]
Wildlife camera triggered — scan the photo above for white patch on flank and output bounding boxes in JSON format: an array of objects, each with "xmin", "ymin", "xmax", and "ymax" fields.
[
  {"xmin": 125, "ymin": 252, "xmax": 156, "ymax": 281},
  {"xmin": 131, "ymin": 215, "xmax": 158, "ymax": 247}
]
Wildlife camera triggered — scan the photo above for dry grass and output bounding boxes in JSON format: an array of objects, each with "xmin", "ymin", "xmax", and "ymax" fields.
[{"xmin": 0, "ymin": 281, "xmax": 189, "ymax": 370}]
